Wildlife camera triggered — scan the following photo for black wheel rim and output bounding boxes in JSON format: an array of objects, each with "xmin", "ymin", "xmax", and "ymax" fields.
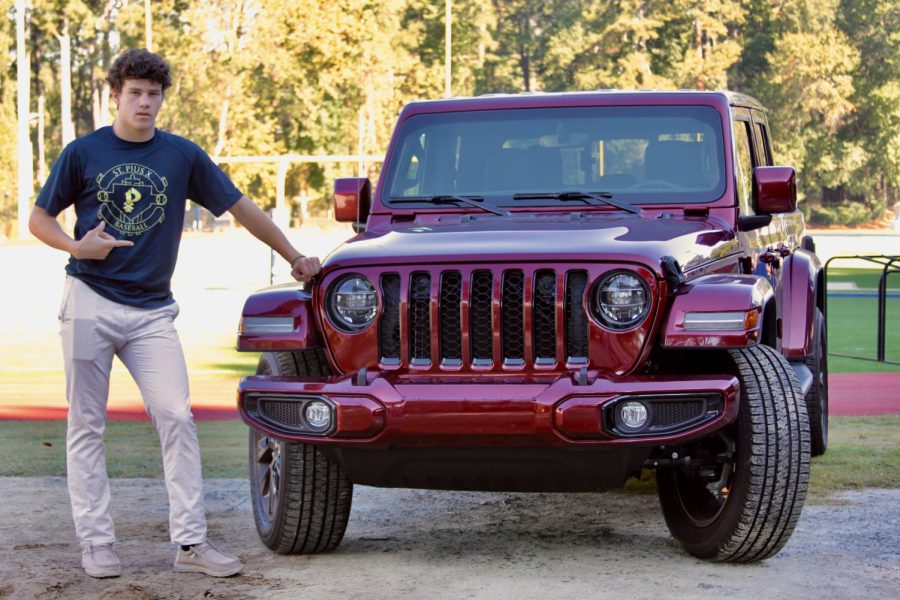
[
  {"xmin": 671, "ymin": 438, "xmax": 735, "ymax": 528},
  {"xmin": 254, "ymin": 433, "xmax": 283, "ymax": 524}
]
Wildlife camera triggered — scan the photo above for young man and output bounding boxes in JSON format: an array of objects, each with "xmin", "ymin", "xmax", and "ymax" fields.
[{"xmin": 29, "ymin": 49, "xmax": 321, "ymax": 578}]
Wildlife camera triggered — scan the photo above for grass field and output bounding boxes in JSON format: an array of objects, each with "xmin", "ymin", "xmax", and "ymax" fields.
[
  {"xmin": 2, "ymin": 417, "xmax": 897, "ymax": 500},
  {"xmin": 825, "ymin": 267, "xmax": 900, "ymax": 372},
  {"xmin": 0, "ymin": 420, "xmax": 247, "ymax": 479}
]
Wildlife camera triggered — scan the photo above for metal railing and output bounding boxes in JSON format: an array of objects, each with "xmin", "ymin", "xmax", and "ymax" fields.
[{"xmin": 824, "ymin": 254, "xmax": 899, "ymax": 365}]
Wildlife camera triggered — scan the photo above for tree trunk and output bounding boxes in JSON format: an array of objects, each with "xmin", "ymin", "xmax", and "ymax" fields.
[
  {"xmin": 59, "ymin": 19, "xmax": 75, "ymax": 146},
  {"xmin": 37, "ymin": 94, "xmax": 46, "ymax": 184},
  {"xmin": 214, "ymin": 94, "xmax": 230, "ymax": 156},
  {"xmin": 58, "ymin": 18, "xmax": 76, "ymax": 232},
  {"xmin": 518, "ymin": 15, "xmax": 531, "ymax": 91},
  {"xmin": 15, "ymin": 0, "xmax": 33, "ymax": 239}
]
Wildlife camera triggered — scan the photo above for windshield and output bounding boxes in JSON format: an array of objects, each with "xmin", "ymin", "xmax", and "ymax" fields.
[{"xmin": 383, "ymin": 105, "xmax": 726, "ymax": 208}]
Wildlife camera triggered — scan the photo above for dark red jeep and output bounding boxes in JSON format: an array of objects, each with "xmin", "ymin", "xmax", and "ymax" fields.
[{"xmin": 236, "ymin": 91, "xmax": 827, "ymax": 562}]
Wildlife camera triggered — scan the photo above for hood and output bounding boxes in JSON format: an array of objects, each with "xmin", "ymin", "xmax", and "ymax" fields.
[{"xmin": 325, "ymin": 213, "xmax": 737, "ymax": 277}]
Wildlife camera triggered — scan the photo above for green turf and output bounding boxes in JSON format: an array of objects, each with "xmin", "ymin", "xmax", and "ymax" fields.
[
  {"xmin": 807, "ymin": 415, "xmax": 900, "ymax": 499},
  {"xmin": 2, "ymin": 417, "xmax": 896, "ymax": 501},
  {"xmin": 827, "ymin": 266, "xmax": 900, "ymax": 291},
  {"xmin": 825, "ymin": 267, "xmax": 900, "ymax": 372},
  {"xmin": 0, "ymin": 420, "xmax": 247, "ymax": 479}
]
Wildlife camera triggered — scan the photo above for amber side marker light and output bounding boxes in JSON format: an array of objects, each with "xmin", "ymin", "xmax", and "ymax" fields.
[{"xmin": 682, "ymin": 310, "xmax": 759, "ymax": 331}]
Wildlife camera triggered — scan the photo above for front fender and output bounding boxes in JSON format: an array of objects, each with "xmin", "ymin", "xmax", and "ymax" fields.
[
  {"xmin": 661, "ymin": 275, "xmax": 773, "ymax": 348},
  {"xmin": 236, "ymin": 284, "xmax": 322, "ymax": 351},
  {"xmin": 779, "ymin": 249, "xmax": 822, "ymax": 358}
]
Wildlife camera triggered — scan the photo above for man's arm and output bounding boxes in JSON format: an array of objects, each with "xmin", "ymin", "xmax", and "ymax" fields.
[
  {"xmin": 29, "ymin": 207, "xmax": 133, "ymax": 259},
  {"xmin": 228, "ymin": 196, "xmax": 322, "ymax": 281}
]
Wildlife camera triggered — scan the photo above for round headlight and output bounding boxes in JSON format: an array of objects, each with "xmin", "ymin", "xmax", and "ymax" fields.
[
  {"xmin": 329, "ymin": 275, "xmax": 378, "ymax": 331},
  {"xmin": 592, "ymin": 271, "xmax": 649, "ymax": 329}
]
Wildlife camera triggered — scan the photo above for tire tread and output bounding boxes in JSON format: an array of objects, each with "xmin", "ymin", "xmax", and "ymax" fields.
[
  {"xmin": 657, "ymin": 344, "xmax": 810, "ymax": 562},
  {"xmin": 250, "ymin": 350, "xmax": 351, "ymax": 555},
  {"xmin": 719, "ymin": 345, "xmax": 810, "ymax": 562}
]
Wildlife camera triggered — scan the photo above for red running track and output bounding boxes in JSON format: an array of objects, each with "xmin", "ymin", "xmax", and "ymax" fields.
[{"xmin": 828, "ymin": 372, "xmax": 900, "ymax": 416}]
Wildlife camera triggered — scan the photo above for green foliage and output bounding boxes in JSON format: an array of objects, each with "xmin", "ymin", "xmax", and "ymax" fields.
[
  {"xmin": 1, "ymin": 0, "xmax": 897, "ymax": 227},
  {"xmin": 833, "ymin": 201, "xmax": 872, "ymax": 226}
]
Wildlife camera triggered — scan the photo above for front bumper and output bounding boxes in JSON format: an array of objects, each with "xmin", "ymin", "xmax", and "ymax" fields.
[{"xmin": 238, "ymin": 371, "xmax": 739, "ymax": 449}]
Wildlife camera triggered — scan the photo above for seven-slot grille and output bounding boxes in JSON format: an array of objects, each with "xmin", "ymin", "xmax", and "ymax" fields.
[{"xmin": 378, "ymin": 268, "xmax": 590, "ymax": 369}]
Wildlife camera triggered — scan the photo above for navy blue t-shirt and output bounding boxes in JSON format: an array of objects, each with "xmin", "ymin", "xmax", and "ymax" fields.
[{"xmin": 36, "ymin": 127, "xmax": 242, "ymax": 308}]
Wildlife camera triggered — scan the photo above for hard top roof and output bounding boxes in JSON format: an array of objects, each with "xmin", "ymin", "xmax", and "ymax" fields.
[{"xmin": 400, "ymin": 89, "xmax": 766, "ymax": 118}]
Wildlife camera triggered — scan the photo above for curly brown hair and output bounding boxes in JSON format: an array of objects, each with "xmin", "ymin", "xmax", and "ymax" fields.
[{"xmin": 107, "ymin": 48, "xmax": 172, "ymax": 92}]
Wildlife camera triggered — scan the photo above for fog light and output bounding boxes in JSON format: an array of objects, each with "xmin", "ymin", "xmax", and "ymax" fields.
[
  {"xmin": 618, "ymin": 401, "xmax": 649, "ymax": 431},
  {"xmin": 304, "ymin": 400, "xmax": 332, "ymax": 431}
]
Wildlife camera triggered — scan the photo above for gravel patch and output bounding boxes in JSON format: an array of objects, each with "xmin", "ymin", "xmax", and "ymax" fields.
[{"xmin": 0, "ymin": 478, "xmax": 897, "ymax": 599}]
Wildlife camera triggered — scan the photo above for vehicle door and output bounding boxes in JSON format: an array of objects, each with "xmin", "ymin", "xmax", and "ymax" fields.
[
  {"xmin": 751, "ymin": 109, "xmax": 804, "ymax": 253},
  {"xmin": 733, "ymin": 105, "xmax": 783, "ymax": 286}
]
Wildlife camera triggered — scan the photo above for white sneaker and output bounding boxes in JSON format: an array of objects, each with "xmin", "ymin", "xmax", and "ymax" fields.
[
  {"xmin": 81, "ymin": 543, "xmax": 122, "ymax": 578},
  {"xmin": 174, "ymin": 541, "xmax": 243, "ymax": 577}
]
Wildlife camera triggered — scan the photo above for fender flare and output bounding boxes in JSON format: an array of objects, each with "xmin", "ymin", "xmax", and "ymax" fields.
[
  {"xmin": 237, "ymin": 286, "xmax": 322, "ymax": 351},
  {"xmin": 779, "ymin": 249, "xmax": 823, "ymax": 358},
  {"xmin": 661, "ymin": 274, "xmax": 774, "ymax": 348}
]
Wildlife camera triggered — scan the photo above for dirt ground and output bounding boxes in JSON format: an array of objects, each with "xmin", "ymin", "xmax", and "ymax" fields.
[{"xmin": 0, "ymin": 478, "xmax": 897, "ymax": 599}]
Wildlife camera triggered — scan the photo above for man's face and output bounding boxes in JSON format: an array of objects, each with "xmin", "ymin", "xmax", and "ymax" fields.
[{"xmin": 113, "ymin": 79, "xmax": 164, "ymax": 136}]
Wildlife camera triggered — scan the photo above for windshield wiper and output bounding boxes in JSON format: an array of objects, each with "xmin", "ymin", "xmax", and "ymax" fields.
[
  {"xmin": 512, "ymin": 191, "xmax": 642, "ymax": 215},
  {"xmin": 389, "ymin": 195, "xmax": 509, "ymax": 216}
]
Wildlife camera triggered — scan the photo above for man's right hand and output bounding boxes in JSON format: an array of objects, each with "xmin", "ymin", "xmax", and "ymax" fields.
[{"xmin": 73, "ymin": 222, "xmax": 134, "ymax": 260}]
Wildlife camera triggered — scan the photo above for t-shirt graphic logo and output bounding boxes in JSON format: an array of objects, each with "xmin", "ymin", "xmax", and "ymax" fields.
[
  {"xmin": 123, "ymin": 187, "xmax": 142, "ymax": 213},
  {"xmin": 96, "ymin": 163, "xmax": 168, "ymax": 236}
]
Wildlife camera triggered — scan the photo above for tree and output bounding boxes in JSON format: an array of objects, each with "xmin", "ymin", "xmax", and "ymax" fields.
[
  {"xmin": 0, "ymin": 0, "xmax": 17, "ymax": 237},
  {"xmin": 543, "ymin": 0, "xmax": 672, "ymax": 91},
  {"xmin": 485, "ymin": 0, "xmax": 580, "ymax": 92},
  {"xmin": 742, "ymin": 0, "xmax": 859, "ymax": 221},
  {"xmin": 3, "ymin": 0, "xmax": 894, "ymax": 231},
  {"xmin": 656, "ymin": 0, "xmax": 745, "ymax": 90},
  {"xmin": 837, "ymin": 0, "xmax": 900, "ymax": 218}
]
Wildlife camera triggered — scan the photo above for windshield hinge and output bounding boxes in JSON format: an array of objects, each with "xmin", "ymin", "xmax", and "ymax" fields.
[{"xmin": 661, "ymin": 256, "xmax": 686, "ymax": 293}]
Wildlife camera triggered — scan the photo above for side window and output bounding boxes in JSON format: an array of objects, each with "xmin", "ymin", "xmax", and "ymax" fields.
[
  {"xmin": 732, "ymin": 120, "xmax": 755, "ymax": 215},
  {"xmin": 754, "ymin": 122, "xmax": 772, "ymax": 165},
  {"xmin": 392, "ymin": 132, "xmax": 427, "ymax": 196}
]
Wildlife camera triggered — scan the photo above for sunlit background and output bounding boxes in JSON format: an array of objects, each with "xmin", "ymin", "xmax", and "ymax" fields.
[{"xmin": 1, "ymin": 0, "xmax": 898, "ymax": 420}]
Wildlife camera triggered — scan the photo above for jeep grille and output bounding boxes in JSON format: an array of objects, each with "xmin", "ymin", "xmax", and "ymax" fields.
[{"xmin": 378, "ymin": 268, "xmax": 590, "ymax": 370}]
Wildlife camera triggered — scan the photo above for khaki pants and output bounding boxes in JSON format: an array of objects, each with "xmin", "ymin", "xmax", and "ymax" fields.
[{"xmin": 59, "ymin": 276, "xmax": 207, "ymax": 547}]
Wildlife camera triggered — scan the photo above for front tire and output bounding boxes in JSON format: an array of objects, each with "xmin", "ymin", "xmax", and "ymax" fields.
[
  {"xmin": 656, "ymin": 345, "xmax": 810, "ymax": 562},
  {"xmin": 249, "ymin": 350, "xmax": 352, "ymax": 554}
]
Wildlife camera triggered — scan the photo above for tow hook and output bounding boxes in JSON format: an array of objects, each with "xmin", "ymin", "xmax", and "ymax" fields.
[{"xmin": 644, "ymin": 450, "xmax": 692, "ymax": 468}]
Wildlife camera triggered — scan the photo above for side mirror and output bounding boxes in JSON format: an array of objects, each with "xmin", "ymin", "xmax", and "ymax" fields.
[
  {"xmin": 752, "ymin": 166, "xmax": 797, "ymax": 214},
  {"xmin": 334, "ymin": 178, "xmax": 371, "ymax": 228}
]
